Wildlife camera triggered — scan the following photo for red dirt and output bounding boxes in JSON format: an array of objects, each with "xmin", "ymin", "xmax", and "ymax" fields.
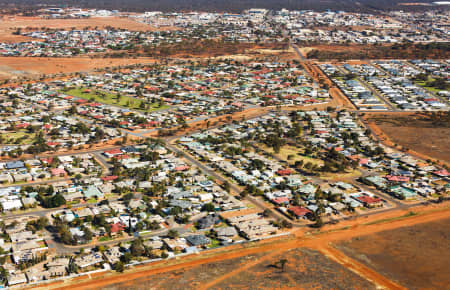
[
  {"xmin": 0, "ymin": 16, "xmax": 174, "ymax": 37},
  {"xmin": 337, "ymin": 217, "xmax": 450, "ymax": 289},
  {"xmin": 0, "ymin": 57, "xmax": 158, "ymax": 80},
  {"xmin": 362, "ymin": 112, "xmax": 450, "ymax": 166}
]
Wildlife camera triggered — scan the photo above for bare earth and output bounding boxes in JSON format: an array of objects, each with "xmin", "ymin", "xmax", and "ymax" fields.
[
  {"xmin": 336, "ymin": 217, "xmax": 450, "ymax": 289},
  {"xmin": 103, "ymin": 248, "xmax": 375, "ymax": 290},
  {"xmin": 365, "ymin": 112, "xmax": 450, "ymax": 164},
  {"xmin": 0, "ymin": 16, "xmax": 174, "ymax": 43},
  {"xmin": 0, "ymin": 57, "xmax": 158, "ymax": 80}
]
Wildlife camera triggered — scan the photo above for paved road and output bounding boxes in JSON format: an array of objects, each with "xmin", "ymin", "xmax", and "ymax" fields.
[
  {"xmin": 337, "ymin": 65, "xmax": 396, "ymax": 110},
  {"xmin": 165, "ymin": 142, "xmax": 294, "ymax": 224}
]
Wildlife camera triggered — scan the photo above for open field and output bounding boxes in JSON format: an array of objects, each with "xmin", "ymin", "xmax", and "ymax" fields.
[
  {"xmin": 336, "ymin": 217, "xmax": 450, "ymax": 289},
  {"xmin": 259, "ymin": 144, "xmax": 324, "ymax": 167},
  {"xmin": 98, "ymin": 253, "xmax": 266, "ymax": 290},
  {"xmin": 62, "ymin": 87, "xmax": 169, "ymax": 112},
  {"xmin": 0, "ymin": 57, "xmax": 157, "ymax": 80},
  {"xmin": 0, "ymin": 130, "xmax": 35, "ymax": 144},
  {"xmin": 213, "ymin": 248, "xmax": 376, "ymax": 289},
  {"xmin": 364, "ymin": 112, "xmax": 450, "ymax": 165},
  {"xmin": 0, "ymin": 16, "xmax": 173, "ymax": 43},
  {"xmin": 144, "ymin": 106, "xmax": 271, "ymax": 138},
  {"xmin": 101, "ymin": 248, "xmax": 375, "ymax": 290},
  {"xmin": 258, "ymin": 144, "xmax": 361, "ymax": 181}
]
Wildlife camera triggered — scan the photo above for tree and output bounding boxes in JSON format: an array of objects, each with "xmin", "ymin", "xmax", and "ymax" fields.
[
  {"xmin": 167, "ymin": 229, "xmax": 179, "ymax": 239},
  {"xmin": 278, "ymin": 259, "xmax": 288, "ymax": 272},
  {"xmin": 113, "ymin": 261, "xmax": 125, "ymax": 272},
  {"xmin": 130, "ymin": 239, "xmax": 145, "ymax": 257},
  {"xmin": 83, "ymin": 227, "xmax": 93, "ymax": 241},
  {"xmin": 68, "ymin": 261, "xmax": 78, "ymax": 274},
  {"xmin": 223, "ymin": 181, "xmax": 230, "ymax": 193},
  {"xmin": 121, "ymin": 252, "xmax": 132, "ymax": 264},
  {"xmin": 201, "ymin": 203, "xmax": 215, "ymax": 212}
]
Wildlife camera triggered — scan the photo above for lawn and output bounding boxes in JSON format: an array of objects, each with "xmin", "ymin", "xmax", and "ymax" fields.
[
  {"xmin": 0, "ymin": 130, "xmax": 35, "ymax": 145},
  {"xmin": 208, "ymin": 238, "xmax": 221, "ymax": 248},
  {"xmin": 320, "ymin": 169, "xmax": 362, "ymax": 182},
  {"xmin": 62, "ymin": 87, "xmax": 170, "ymax": 112},
  {"xmin": 415, "ymin": 78, "xmax": 444, "ymax": 94},
  {"xmin": 259, "ymin": 144, "xmax": 324, "ymax": 167}
]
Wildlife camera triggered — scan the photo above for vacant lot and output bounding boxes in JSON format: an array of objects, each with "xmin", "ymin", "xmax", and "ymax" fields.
[
  {"xmin": 214, "ymin": 248, "xmax": 375, "ymax": 289},
  {"xmin": 0, "ymin": 130, "xmax": 35, "ymax": 144},
  {"xmin": 63, "ymin": 87, "xmax": 169, "ymax": 112},
  {"xmin": 0, "ymin": 16, "xmax": 173, "ymax": 43},
  {"xmin": 336, "ymin": 217, "xmax": 450, "ymax": 289},
  {"xmin": 365, "ymin": 112, "xmax": 450, "ymax": 164},
  {"xmin": 102, "ymin": 253, "xmax": 265, "ymax": 290},
  {"xmin": 0, "ymin": 57, "xmax": 157, "ymax": 80},
  {"xmin": 89, "ymin": 248, "xmax": 375, "ymax": 289}
]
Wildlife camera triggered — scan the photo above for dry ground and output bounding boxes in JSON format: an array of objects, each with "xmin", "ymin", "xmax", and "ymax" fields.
[
  {"xmin": 0, "ymin": 16, "xmax": 174, "ymax": 43},
  {"xmin": 0, "ymin": 57, "xmax": 158, "ymax": 80},
  {"xmin": 336, "ymin": 217, "xmax": 450, "ymax": 289},
  {"xmin": 213, "ymin": 248, "xmax": 376, "ymax": 290},
  {"xmin": 102, "ymin": 248, "xmax": 375, "ymax": 290},
  {"xmin": 364, "ymin": 112, "xmax": 450, "ymax": 165}
]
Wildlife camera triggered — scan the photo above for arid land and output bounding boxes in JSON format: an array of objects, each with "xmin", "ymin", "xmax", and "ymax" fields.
[{"xmin": 363, "ymin": 112, "xmax": 450, "ymax": 165}]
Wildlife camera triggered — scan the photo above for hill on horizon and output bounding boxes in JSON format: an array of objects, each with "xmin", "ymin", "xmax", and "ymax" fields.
[{"xmin": 0, "ymin": 0, "xmax": 444, "ymax": 13}]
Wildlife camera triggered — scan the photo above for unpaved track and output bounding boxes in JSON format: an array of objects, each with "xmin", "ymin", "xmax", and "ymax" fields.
[{"xmin": 318, "ymin": 246, "xmax": 405, "ymax": 290}]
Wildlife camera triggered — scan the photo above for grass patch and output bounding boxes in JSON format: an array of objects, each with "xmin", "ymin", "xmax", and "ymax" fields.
[
  {"xmin": 0, "ymin": 130, "xmax": 36, "ymax": 145},
  {"xmin": 208, "ymin": 239, "xmax": 221, "ymax": 248},
  {"xmin": 258, "ymin": 144, "xmax": 324, "ymax": 167},
  {"xmin": 364, "ymin": 211, "xmax": 418, "ymax": 226},
  {"xmin": 416, "ymin": 79, "xmax": 442, "ymax": 93},
  {"xmin": 99, "ymin": 236, "xmax": 113, "ymax": 242},
  {"xmin": 62, "ymin": 87, "xmax": 169, "ymax": 112},
  {"xmin": 86, "ymin": 198, "xmax": 97, "ymax": 204}
]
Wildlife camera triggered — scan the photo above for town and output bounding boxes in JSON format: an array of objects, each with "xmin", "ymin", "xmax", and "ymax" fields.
[{"xmin": 0, "ymin": 4, "xmax": 448, "ymax": 289}]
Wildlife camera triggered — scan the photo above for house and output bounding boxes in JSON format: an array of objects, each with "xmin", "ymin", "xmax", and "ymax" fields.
[
  {"xmin": 110, "ymin": 222, "xmax": 126, "ymax": 236},
  {"xmin": 51, "ymin": 168, "xmax": 67, "ymax": 177},
  {"xmin": 197, "ymin": 213, "xmax": 219, "ymax": 229},
  {"xmin": 288, "ymin": 206, "xmax": 312, "ymax": 219},
  {"xmin": 6, "ymin": 160, "xmax": 25, "ymax": 170},
  {"xmin": 104, "ymin": 149, "xmax": 122, "ymax": 158},
  {"xmin": 215, "ymin": 226, "xmax": 238, "ymax": 240},
  {"xmin": 162, "ymin": 238, "xmax": 188, "ymax": 251},
  {"xmin": 13, "ymin": 173, "xmax": 33, "ymax": 182},
  {"xmin": 7, "ymin": 272, "xmax": 27, "ymax": 286},
  {"xmin": 103, "ymin": 246, "xmax": 123, "ymax": 264},
  {"xmin": 185, "ymin": 235, "xmax": 211, "ymax": 247},
  {"xmin": 74, "ymin": 252, "xmax": 104, "ymax": 268},
  {"xmin": 355, "ymin": 195, "xmax": 383, "ymax": 208},
  {"xmin": 0, "ymin": 173, "xmax": 13, "ymax": 184},
  {"xmin": 2, "ymin": 198, "xmax": 22, "ymax": 211},
  {"xmin": 83, "ymin": 185, "xmax": 104, "ymax": 199}
]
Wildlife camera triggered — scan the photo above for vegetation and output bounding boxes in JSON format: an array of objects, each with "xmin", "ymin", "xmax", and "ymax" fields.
[
  {"xmin": 306, "ymin": 42, "xmax": 450, "ymax": 61},
  {"xmin": 62, "ymin": 87, "xmax": 169, "ymax": 112}
]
